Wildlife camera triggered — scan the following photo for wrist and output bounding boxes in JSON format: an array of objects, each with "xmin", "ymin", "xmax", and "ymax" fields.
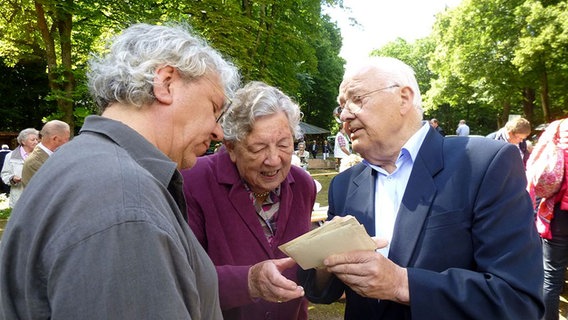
[
  {"xmin": 393, "ymin": 268, "xmax": 410, "ymax": 305},
  {"xmin": 247, "ymin": 265, "xmax": 260, "ymax": 299}
]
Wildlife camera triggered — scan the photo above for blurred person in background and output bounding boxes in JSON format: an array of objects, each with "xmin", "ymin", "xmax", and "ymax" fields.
[
  {"xmin": 1, "ymin": 128, "xmax": 39, "ymax": 207},
  {"xmin": 309, "ymin": 139, "xmax": 318, "ymax": 159},
  {"xmin": 456, "ymin": 119, "xmax": 470, "ymax": 136},
  {"xmin": 429, "ymin": 118, "xmax": 445, "ymax": 136},
  {"xmin": 527, "ymin": 118, "xmax": 568, "ymax": 320},
  {"xmin": 21, "ymin": 120, "xmax": 71, "ymax": 187},
  {"xmin": 487, "ymin": 117, "xmax": 531, "ymax": 165},
  {"xmin": 0, "ymin": 144, "xmax": 11, "ymax": 196},
  {"xmin": 334, "ymin": 126, "xmax": 351, "ymax": 170},
  {"xmin": 322, "ymin": 140, "xmax": 330, "ymax": 160},
  {"xmin": 295, "ymin": 141, "xmax": 310, "ymax": 171}
]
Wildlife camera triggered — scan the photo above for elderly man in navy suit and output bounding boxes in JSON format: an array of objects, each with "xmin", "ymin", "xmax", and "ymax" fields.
[{"xmin": 300, "ymin": 57, "xmax": 544, "ymax": 319}]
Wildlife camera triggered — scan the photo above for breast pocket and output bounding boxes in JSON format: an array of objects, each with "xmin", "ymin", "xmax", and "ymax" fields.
[
  {"xmin": 424, "ymin": 210, "xmax": 470, "ymax": 230},
  {"xmin": 417, "ymin": 210, "xmax": 473, "ymax": 269}
]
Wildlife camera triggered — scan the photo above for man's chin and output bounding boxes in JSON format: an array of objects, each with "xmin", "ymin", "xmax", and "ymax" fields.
[
  {"xmin": 195, "ymin": 143, "xmax": 210, "ymax": 157},
  {"xmin": 181, "ymin": 154, "xmax": 198, "ymax": 170},
  {"xmin": 351, "ymin": 141, "xmax": 361, "ymax": 154}
]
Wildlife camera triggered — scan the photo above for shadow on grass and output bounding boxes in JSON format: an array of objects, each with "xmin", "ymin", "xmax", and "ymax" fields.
[{"xmin": 308, "ymin": 301, "xmax": 345, "ymax": 320}]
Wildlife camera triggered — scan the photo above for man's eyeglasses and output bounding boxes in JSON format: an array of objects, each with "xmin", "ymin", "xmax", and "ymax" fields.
[
  {"xmin": 216, "ymin": 97, "xmax": 232, "ymax": 123},
  {"xmin": 342, "ymin": 84, "xmax": 399, "ymax": 115},
  {"xmin": 203, "ymin": 76, "xmax": 233, "ymax": 123}
]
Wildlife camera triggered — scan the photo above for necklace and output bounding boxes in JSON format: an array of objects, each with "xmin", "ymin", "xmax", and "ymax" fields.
[{"xmin": 253, "ymin": 191, "xmax": 270, "ymax": 198}]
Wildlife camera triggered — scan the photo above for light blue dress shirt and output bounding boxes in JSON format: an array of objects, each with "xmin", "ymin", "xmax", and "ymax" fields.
[{"xmin": 364, "ymin": 121, "xmax": 430, "ymax": 256}]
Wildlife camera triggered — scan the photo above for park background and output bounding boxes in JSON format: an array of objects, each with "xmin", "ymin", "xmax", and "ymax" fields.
[
  {"xmin": 1, "ymin": 0, "xmax": 567, "ymax": 146},
  {"xmin": 0, "ymin": 1, "xmax": 567, "ymax": 317}
]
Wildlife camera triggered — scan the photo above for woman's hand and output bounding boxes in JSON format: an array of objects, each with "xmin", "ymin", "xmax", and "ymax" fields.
[{"xmin": 248, "ymin": 257, "xmax": 305, "ymax": 303}]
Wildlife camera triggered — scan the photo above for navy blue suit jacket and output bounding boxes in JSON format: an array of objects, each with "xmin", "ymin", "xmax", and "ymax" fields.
[{"xmin": 302, "ymin": 127, "xmax": 544, "ymax": 319}]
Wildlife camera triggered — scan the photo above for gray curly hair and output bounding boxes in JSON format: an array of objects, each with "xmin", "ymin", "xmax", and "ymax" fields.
[
  {"xmin": 17, "ymin": 128, "xmax": 39, "ymax": 145},
  {"xmin": 222, "ymin": 81, "xmax": 303, "ymax": 142},
  {"xmin": 87, "ymin": 22, "xmax": 240, "ymax": 112}
]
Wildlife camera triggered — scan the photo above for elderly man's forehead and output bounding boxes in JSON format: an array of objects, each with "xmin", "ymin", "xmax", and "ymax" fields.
[
  {"xmin": 344, "ymin": 66, "xmax": 381, "ymax": 87},
  {"xmin": 339, "ymin": 76, "xmax": 370, "ymax": 97},
  {"xmin": 337, "ymin": 65, "xmax": 381, "ymax": 103}
]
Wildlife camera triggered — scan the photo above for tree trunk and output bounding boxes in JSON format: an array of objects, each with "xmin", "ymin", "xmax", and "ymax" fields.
[
  {"xmin": 522, "ymin": 87, "xmax": 535, "ymax": 126},
  {"xmin": 500, "ymin": 101, "xmax": 511, "ymax": 128},
  {"xmin": 540, "ymin": 68, "xmax": 551, "ymax": 122},
  {"xmin": 34, "ymin": 2, "xmax": 57, "ymax": 93},
  {"xmin": 34, "ymin": 0, "xmax": 75, "ymax": 134},
  {"xmin": 57, "ymin": 1, "xmax": 76, "ymax": 134}
]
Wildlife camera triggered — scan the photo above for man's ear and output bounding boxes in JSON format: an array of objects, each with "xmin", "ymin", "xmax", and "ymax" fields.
[
  {"xmin": 153, "ymin": 66, "xmax": 176, "ymax": 105},
  {"xmin": 399, "ymin": 86, "xmax": 414, "ymax": 114}
]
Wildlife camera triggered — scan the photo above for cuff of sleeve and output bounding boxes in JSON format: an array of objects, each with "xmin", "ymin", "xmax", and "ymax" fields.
[
  {"xmin": 217, "ymin": 265, "xmax": 255, "ymax": 310},
  {"xmin": 297, "ymin": 268, "xmax": 345, "ymax": 304}
]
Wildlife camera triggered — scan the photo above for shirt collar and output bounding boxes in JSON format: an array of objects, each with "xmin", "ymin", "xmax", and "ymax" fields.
[
  {"xmin": 363, "ymin": 121, "xmax": 430, "ymax": 172},
  {"xmin": 19, "ymin": 146, "xmax": 29, "ymax": 159},
  {"xmin": 38, "ymin": 143, "xmax": 53, "ymax": 156},
  {"xmin": 79, "ymin": 115, "xmax": 178, "ymax": 188}
]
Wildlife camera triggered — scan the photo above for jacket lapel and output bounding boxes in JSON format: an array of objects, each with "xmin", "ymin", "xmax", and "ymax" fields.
[
  {"xmin": 272, "ymin": 174, "xmax": 295, "ymax": 244},
  {"xmin": 345, "ymin": 165, "xmax": 377, "ymax": 236},
  {"xmin": 216, "ymin": 150, "xmax": 275, "ymax": 257},
  {"xmin": 388, "ymin": 129, "xmax": 444, "ymax": 266}
]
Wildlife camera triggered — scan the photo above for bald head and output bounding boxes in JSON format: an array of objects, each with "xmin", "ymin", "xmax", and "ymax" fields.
[
  {"xmin": 341, "ymin": 57, "xmax": 423, "ymax": 114},
  {"xmin": 40, "ymin": 120, "xmax": 71, "ymax": 151},
  {"xmin": 336, "ymin": 57, "xmax": 426, "ymax": 169}
]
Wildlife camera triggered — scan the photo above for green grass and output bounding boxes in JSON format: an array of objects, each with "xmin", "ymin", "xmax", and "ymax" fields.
[
  {"xmin": 310, "ymin": 169, "xmax": 337, "ymax": 206},
  {"xmin": 308, "ymin": 301, "xmax": 345, "ymax": 320}
]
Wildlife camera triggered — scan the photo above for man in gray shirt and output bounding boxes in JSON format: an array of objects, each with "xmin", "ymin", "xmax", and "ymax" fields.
[
  {"xmin": 0, "ymin": 23, "xmax": 240, "ymax": 319},
  {"xmin": 456, "ymin": 119, "xmax": 470, "ymax": 136}
]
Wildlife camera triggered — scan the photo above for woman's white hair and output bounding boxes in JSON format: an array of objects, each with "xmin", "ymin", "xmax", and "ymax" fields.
[{"xmin": 222, "ymin": 81, "xmax": 303, "ymax": 142}]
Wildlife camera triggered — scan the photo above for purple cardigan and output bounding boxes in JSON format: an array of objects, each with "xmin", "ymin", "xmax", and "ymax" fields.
[{"xmin": 181, "ymin": 149, "xmax": 316, "ymax": 320}]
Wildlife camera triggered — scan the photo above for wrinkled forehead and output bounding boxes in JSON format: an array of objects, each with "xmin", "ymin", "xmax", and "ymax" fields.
[{"xmin": 337, "ymin": 66, "xmax": 382, "ymax": 104}]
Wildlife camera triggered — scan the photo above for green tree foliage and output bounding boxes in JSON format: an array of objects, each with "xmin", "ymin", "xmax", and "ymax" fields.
[
  {"xmin": 427, "ymin": 0, "xmax": 568, "ymax": 130},
  {"xmin": 0, "ymin": 0, "xmax": 345, "ymax": 135},
  {"xmin": 513, "ymin": 0, "xmax": 568, "ymax": 123},
  {"xmin": 298, "ymin": 14, "xmax": 345, "ymax": 130},
  {"xmin": 185, "ymin": 0, "xmax": 345, "ymax": 129},
  {"xmin": 371, "ymin": 37, "xmax": 435, "ymax": 96},
  {"xmin": 363, "ymin": 0, "xmax": 567, "ymax": 135},
  {"xmin": 0, "ymin": 0, "xmax": 172, "ymax": 132},
  {"xmin": 369, "ymin": 36, "xmax": 496, "ymax": 135},
  {"xmin": 0, "ymin": 57, "xmax": 54, "ymax": 131},
  {"xmin": 427, "ymin": 0, "xmax": 526, "ymax": 130}
]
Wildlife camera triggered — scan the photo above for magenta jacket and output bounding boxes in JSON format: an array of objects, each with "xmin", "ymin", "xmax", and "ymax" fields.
[{"xmin": 181, "ymin": 149, "xmax": 316, "ymax": 320}]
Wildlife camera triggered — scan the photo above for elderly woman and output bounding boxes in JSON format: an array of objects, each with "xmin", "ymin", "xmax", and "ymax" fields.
[
  {"xmin": 294, "ymin": 141, "xmax": 310, "ymax": 170},
  {"xmin": 182, "ymin": 81, "xmax": 317, "ymax": 320},
  {"xmin": 1, "ymin": 128, "xmax": 39, "ymax": 207}
]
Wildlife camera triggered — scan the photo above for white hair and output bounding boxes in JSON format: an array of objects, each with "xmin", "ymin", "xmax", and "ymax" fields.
[{"xmin": 344, "ymin": 56, "xmax": 423, "ymax": 114}]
